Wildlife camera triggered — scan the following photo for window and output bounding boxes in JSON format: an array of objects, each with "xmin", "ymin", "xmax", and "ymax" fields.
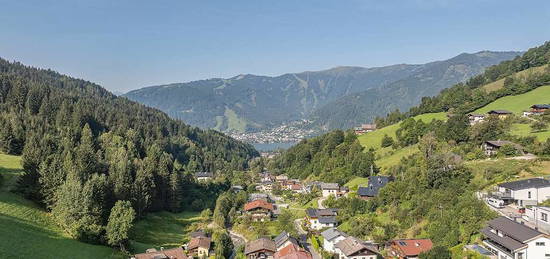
[
  {"xmin": 536, "ymin": 242, "xmax": 546, "ymax": 246},
  {"xmin": 528, "ymin": 191, "xmax": 532, "ymax": 199},
  {"xmin": 542, "ymin": 212, "xmax": 548, "ymax": 222},
  {"xmin": 518, "ymin": 252, "xmax": 524, "ymax": 259}
]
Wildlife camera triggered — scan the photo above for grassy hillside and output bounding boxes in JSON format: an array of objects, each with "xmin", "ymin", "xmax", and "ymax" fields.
[
  {"xmin": 474, "ymin": 85, "xmax": 550, "ymax": 115},
  {"xmin": 482, "ymin": 65, "xmax": 549, "ymax": 92},
  {"xmin": 0, "ymin": 154, "xmax": 122, "ymax": 258},
  {"xmin": 511, "ymin": 123, "xmax": 550, "ymax": 141}
]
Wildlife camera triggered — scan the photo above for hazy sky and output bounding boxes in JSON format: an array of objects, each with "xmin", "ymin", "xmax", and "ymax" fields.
[{"xmin": 1, "ymin": 0, "xmax": 549, "ymax": 93}]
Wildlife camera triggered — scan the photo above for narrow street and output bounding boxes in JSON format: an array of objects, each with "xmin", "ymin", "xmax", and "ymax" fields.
[
  {"xmin": 228, "ymin": 228, "xmax": 247, "ymax": 259},
  {"xmin": 293, "ymin": 219, "xmax": 321, "ymax": 259}
]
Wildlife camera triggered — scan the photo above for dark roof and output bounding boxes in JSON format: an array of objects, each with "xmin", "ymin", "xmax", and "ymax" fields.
[
  {"xmin": 245, "ymin": 238, "xmax": 276, "ymax": 255},
  {"xmin": 485, "ymin": 140, "xmax": 520, "ymax": 148},
  {"xmin": 486, "ymin": 217, "xmax": 544, "ymax": 243},
  {"xmin": 335, "ymin": 237, "xmax": 378, "ymax": 257},
  {"xmin": 498, "ymin": 178, "xmax": 550, "ymax": 190},
  {"xmin": 318, "ymin": 216, "xmax": 337, "ymax": 224},
  {"xmin": 357, "ymin": 176, "xmax": 394, "ymax": 197},
  {"xmin": 532, "ymin": 104, "xmax": 550, "ymax": 109},
  {"xmin": 274, "ymin": 231, "xmax": 299, "ymax": 248},
  {"xmin": 134, "ymin": 247, "xmax": 188, "ymax": 259},
  {"xmin": 488, "ymin": 110, "xmax": 513, "ymax": 114},
  {"xmin": 195, "ymin": 172, "xmax": 213, "ymax": 178},
  {"xmin": 321, "ymin": 228, "xmax": 348, "ymax": 241},
  {"xmin": 306, "ymin": 208, "xmax": 338, "ymax": 218}
]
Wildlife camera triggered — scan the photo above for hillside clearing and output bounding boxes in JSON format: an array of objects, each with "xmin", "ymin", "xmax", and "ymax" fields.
[
  {"xmin": 0, "ymin": 154, "xmax": 122, "ymax": 259},
  {"xmin": 511, "ymin": 123, "xmax": 550, "ymax": 142},
  {"xmin": 474, "ymin": 85, "xmax": 550, "ymax": 115},
  {"xmin": 482, "ymin": 65, "xmax": 548, "ymax": 93}
]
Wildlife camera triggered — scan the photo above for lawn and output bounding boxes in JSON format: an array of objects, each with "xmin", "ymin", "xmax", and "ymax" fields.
[
  {"xmin": 375, "ymin": 145, "xmax": 419, "ymax": 171},
  {"xmin": 511, "ymin": 123, "xmax": 550, "ymax": 142},
  {"xmin": 474, "ymin": 85, "xmax": 550, "ymax": 115},
  {"xmin": 482, "ymin": 65, "xmax": 548, "ymax": 93},
  {"xmin": 0, "ymin": 153, "xmax": 122, "ymax": 259},
  {"xmin": 345, "ymin": 177, "xmax": 369, "ymax": 190},
  {"xmin": 130, "ymin": 210, "xmax": 202, "ymax": 251}
]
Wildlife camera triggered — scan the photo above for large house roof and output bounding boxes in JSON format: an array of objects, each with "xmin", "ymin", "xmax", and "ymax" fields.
[
  {"xmin": 274, "ymin": 231, "xmax": 299, "ymax": 248},
  {"xmin": 486, "ymin": 217, "xmax": 544, "ymax": 243},
  {"xmin": 488, "ymin": 110, "xmax": 513, "ymax": 115},
  {"xmin": 305, "ymin": 208, "xmax": 338, "ymax": 218},
  {"xmin": 134, "ymin": 247, "xmax": 188, "ymax": 259},
  {"xmin": 358, "ymin": 176, "xmax": 393, "ymax": 197},
  {"xmin": 335, "ymin": 237, "xmax": 378, "ymax": 257},
  {"xmin": 321, "ymin": 183, "xmax": 340, "ymax": 190},
  {"xmin": 481, "ymin": 227, "xmax": 526, "ymax": 252},
  {"xmin": 245, "ymin": 238, "xmax": 276, "ymax": 255},
  {"xmin": 244, "ymin": 200, "xmax": 274, "ymax": 211},
  {"xmin": 532, "ymin": 104, "xmax": 550, "ymax": 109},
  {"xmin": 188, "ymin": 237, "xmax": 211, "ymax": 250},
  {"xmin": 321, "ymin": 228, "xmax": 348, "ymax": 241},
  {"xmin": 498, "ymin": 178, "xmax": 550, "ymax": 191},
  {"xmin": 318, "ymin": 216, "xmax": 337, "ymax": 224},
  {"xmin": 274, "ymin": 243, "xmax": 312, "ymax": 259},
  {"xmin": 392, "ymin": 239, "xmax": 433, "ymax": 257}
]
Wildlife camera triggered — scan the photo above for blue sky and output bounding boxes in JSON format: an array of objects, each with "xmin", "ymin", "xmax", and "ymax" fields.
[{"xmin": 1, "ymin": 0, "xmax": 549, "ymax": 92}]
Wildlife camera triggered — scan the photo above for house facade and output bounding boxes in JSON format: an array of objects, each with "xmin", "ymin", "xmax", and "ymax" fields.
[
  {"xmin": 526, "ymin": 206, "xmax": 550, "ymax": 233},
  {"xmin": 188, "ymin": 236, "xmax": 211, "ymax": 258},
  {"xmin": 244, "ymin": 199, "xmax": 274, "ymax": 221},
  {"xmin": 321, "ymin": 183, "xmax": 349, "ymax": 198},
  {"xmin": 482, "ymin": 140, "xmax": 523, "ymax": 156},
  {"xmin": 195, "ymin": 172, "xmax": 214, "ymax": 182},
  {"xmin": 321, "ymin": 228, "xmax": 348, "ymax": 253},
  {"xmin": 482, "ymin": 216, "xmax": 550, "ymax": 259},
  {"xmin": 497, "ymin": 178, "xmax": 550, "ymax": 206},
  {"xmin": 306, "ymin": 208, "xmax": 338, "ymax": 230}
]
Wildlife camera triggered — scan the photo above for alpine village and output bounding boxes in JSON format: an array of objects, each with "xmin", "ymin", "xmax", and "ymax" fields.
[{"xmin": 4, "ymin": 3, "xmax": 550, "ymax": 259}]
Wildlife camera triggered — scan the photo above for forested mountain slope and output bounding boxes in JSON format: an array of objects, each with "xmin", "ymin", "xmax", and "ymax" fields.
[
  {"xmin": 0, "ymin": 58, "xmax": 257, "ymax": 246},
  {"xmin": 124, "ymin": 51, "xmax": 520, "ymax": 132}
]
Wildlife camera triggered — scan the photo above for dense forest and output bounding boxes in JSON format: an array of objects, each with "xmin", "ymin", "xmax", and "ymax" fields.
[
  {"xmin": 375, "ymin": 41, "xmax": 550, "ymax": 127},
  {"xmin": 268, "ymin": 130, "xmax": 378, "ymax": 183},
  {"xmin": 0, "ymin": 58, "xmax": 258, "ymax": 246}
]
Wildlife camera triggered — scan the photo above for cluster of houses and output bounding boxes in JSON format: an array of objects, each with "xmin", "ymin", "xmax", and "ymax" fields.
[
  {"xmin": 256, "ymin": 172, "xmax": 306, "ymax": 193},
  {"xmin": 468, "ymin": 104, "xmax": 550, "ymax": 126},
  {"xmin": 244, "ymin": 231, "xmax": 313, "ymax": 259},
  {"xmin": 354, "ymin": 124, "xmax": 377, "ymax": 135},
  {"xmin": 132, "ymin": 231, "xmax": 212, "ymax": 259}
]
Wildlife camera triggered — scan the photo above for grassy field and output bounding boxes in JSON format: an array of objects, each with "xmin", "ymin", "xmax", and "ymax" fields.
[
  {"xmin": 0, "ymin": 153, "xmax": 122, "ymax": 259},
  {"xmin": 375, "ymin": 144, "xmax": 419, "ymax": 170},
  {"xmin": 482, "ymin": 65, "xmax": 548, "ymax": 93},
  {"xmin": 510, "ymin": 123, "xmax": 550, "ymax": 142},
  {"xmin": 130, "ymin": 210, "xmax": 202, "ymax": 252},
  {"xmin": 474, "ymin": 85, "xmax": 550, "ymax": 115},
  {"xmin": 344, "ymin": 177, "xmax": 369, "ymax": 190}
]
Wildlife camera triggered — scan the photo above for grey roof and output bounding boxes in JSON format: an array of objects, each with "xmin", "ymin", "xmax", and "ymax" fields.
[
  {"xmin": 532, "ymin": 104, "xmax": 550, "ymax": 109},
  {"xmin": 318, "ymin": 216, "xmax": 337, "ymax": 224},
  {"xmin": 357, "ymin": 176, "xmax": 394, "ymax": 197},
  {"xmin": 481, "ymin": 227, "xmax": 526, "ymax": 251},
  {"xmin": 498, "ymin": 178, "xmax": 550, "ymax": 191},
  {"xmin": 335, "ymin": 237, "xmax": 377, "ymax": 256},
  {"xmin": 486, "ymin": 217, "xmax": 544, "ymax": 243},
  {"xmin": 306, "ymin": 208, "xmax": 338, "ymax": 218},
  {"xmin": 321, "ymin": 228, "xmax": 348, "ymax": 241},
  {"xmin": 488, "ymin": 110, "xmax": 513, "ymax": 114},
  {"xmin": 485, "ymin": 140, "xmax": 521, "ymax": 149},
  {"xmin": 321, "ymin": 183, "xmax": 340, "ymax": 190},
  {"xmin": 195, "ymin": 171, "xmax": 213, "ymax": 178},
  {"xmin": 245, "ymin": 238, "xmax": 276, "ymax": 255},
  {"xmin": 274, "ymin": 231, "xmax": 299, "ymax": 248}
]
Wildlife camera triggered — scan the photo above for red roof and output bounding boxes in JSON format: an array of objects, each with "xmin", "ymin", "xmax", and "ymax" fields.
[
  {"xmin": 274, "ymin": 243, "xmax": 312, "ymax": 259},
  {"xmin": 244, "ymin": 199, "xmax": 274, "ymax": 211},
  {"xmin": 188, "ymin": 237, "xmax": 211, "ymax": 250},
  {"xmin": 392, "ymin": 239, "xmax": 433, "ymax": 256},
  {"xmin": 291, "ymin": 184, "xmax": 302, "ymax": 190},
  {"xmin": 134, "ymin": 247, "xmax": 188, "ymax": 259}
]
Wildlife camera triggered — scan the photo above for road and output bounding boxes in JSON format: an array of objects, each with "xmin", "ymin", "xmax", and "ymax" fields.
[
  {"xmin": 317, "ymin": 196, "xmax": 326, "ymax": 209},
  {"xmin": 228, "ymin": 228, "xmax": 247, "ymax": 259}
]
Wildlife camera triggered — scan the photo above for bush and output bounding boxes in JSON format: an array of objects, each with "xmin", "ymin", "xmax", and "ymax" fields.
[
  {"xmin": 381, "ymin": 134, "xmax": 395, "ymax": 148},
  {"xmin": 419, "ymin": 246, "xmax": 451, "ymax": 259}
]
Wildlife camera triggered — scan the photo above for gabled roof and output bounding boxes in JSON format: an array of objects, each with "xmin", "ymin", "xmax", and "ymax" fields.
[
  {"xmin": 134, "ymin": 247, "xmax": 188, "ymax": 259},
  {"xmin": 532, "ymin": 104, "xmax": 550, "ymax": 109},
  {"xmin": 498, "ymin": 178, "xmax": 550, "ymax": 191},
  {"xmin": 468, "ymin": 113, "xmax": 485, "ymax": 117},
  {"xmin": 335, "ymin": 237, "xmax": 378, "ymax": 257},
  {"xmin": 245, "ymin": 238, "xmax": 276, "ymax": 255},
  {"xmin": 318, "ymin": 216, "xmax": 337, "ymax": 224},
  {"xmin": 485, "ymin": 140, "xmax": 521, "ymax": 149},
  {"xmin": 244, "ymin": 200, "xmax": 274, "ymax": 211},
  {"xmin": 321, "ymin": 228, "xmax": 348, "ymax": 241},
  {"xmin": 195, "ymin": 172, "xmax": 213, "ymax": 178},
  {"xmin": 305, "ymin": 208, "xmax": 338, "ymax": 218},
  {"xmin": 321, "ymin": 183, "xmax": 340, "ymax": 190},
  {"xmin": 188, "ymin": 237, "xmax": 211, "ymax": 250},
  {"xmin": 274, "ymin": 231, "xmax": 299, "ymax": 248},
  {"xmin": 486, "ymin": 217, "xmax": 544, "ymax": 243},
  {"xmin": 274, "ymin": 243, "xmax": 312, "ymax": 259},
  {"xmin": 488, "ymin": 110, "xmax": 513, "ymax": 114},
  {"xmin": 392, "ymin": 239, "xmax": 433, "ymax": 256},
  {"xmin": 358, "ymin": 176, "xmax": 393, "ymax": 197}
]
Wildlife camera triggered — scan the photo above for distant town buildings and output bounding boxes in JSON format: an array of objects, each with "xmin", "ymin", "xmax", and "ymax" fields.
[{"xmin": 354, "ymin": 124, "xmax": 377, "ymax": 135}]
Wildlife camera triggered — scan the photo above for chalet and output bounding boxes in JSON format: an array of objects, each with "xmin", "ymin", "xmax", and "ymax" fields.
[
  {"xmin": 133, "ymin": 247, "xmax": 188, "ymax": 259},
  {"xmin": 468, "ymin": 113, "xmax": 486, "ymax": 125},
  {"xmin": 188, "ymin": 236, "xmax": 211, "ymax": 258},
  {"xmin": 306, "ymin": 208, "xmax": 339, "ymax": 230},
  {"xmin": 531, "ymin": 104, "xmax": 550, "ymax": 114},
  {"xmin": 334, "ymin": 236, "xmax": 379, "ymax": 259},
  {"xmin": 321, "ymin": 227, "xmax": 348, "ymax": 253},
  {"xmin": 244, "ymin": 199, "xmax": 274, "ymax": 221},
  {"xmin": 321, "ymin": 183, "xmax": 349, "ymax": 198},
  {"xmin": 274, "ymin": 231, "xmax": 299, "ymax": 251},
  {"xmin": 245, "ymin": 238, "xmax": 277, "ymax": 259},
  {"xmin": 355, "ymin": 124, "xmax": 377, "ymax": 135},
  {"xmin": 481, "ymin": 216, "xmax": 550, "ymax": 259},
  {"xmin": 482, "ymin": 140, "xmax": 523, "ymax": 156},
  {"xmin": 497, "ymin": 178, "xmax": 550, "ymax": 206},
  {"xmin": 487, "ymin": 110, "xmax": 513, "ymax": 119},
  {"xmin": 389, "ymin": 239, "xmax": 433, "ymax": 259},
  {"xmin": 357, "ymin": 176, "xmax": 394, "ymax": 200},
  {"xmin": 274, "ymin": 243, "xmax": 312, "ymax": 259},
  {"xmin": 195, "ymin": 172, "xmax": 214, "ymax": 182}
]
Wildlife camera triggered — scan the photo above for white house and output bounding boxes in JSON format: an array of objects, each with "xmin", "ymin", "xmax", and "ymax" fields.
[
  {"xmin": 321, "ymin": 228, "xmax": 348, "ymax": 253},
  {"xmin": 334, "ymin": 236, "xmax": 379, "ymax": 259},
  {"xmin": 482, "ymin": 216, "xmax": 550, "ymax": 259},
  {"xmin": 306, "ymin": 208, "xmax": 338, "ymax": 230},
  {"xmin": 320, "ymin": 183, "xmax": 349, "ymax": 198},
  {"xmin": 526, "ymin": 206, "xmax": 550, "ymax": 233},
  {"xmin": 468, "ymin": 113, "xmax": 486, "ymax": 125},
  {"xmin": 195, "ymin": 172, "xmax": 214, "ymax": 182},
  {"xmin": 498, "ymin": 178, "xmax": 550, "ymax": 206}
]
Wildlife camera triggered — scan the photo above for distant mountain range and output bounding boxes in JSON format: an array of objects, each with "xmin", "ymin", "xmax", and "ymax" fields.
[{"xmin": 124, "ymin": 51, "xmax": 522, "ymax": 133}]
